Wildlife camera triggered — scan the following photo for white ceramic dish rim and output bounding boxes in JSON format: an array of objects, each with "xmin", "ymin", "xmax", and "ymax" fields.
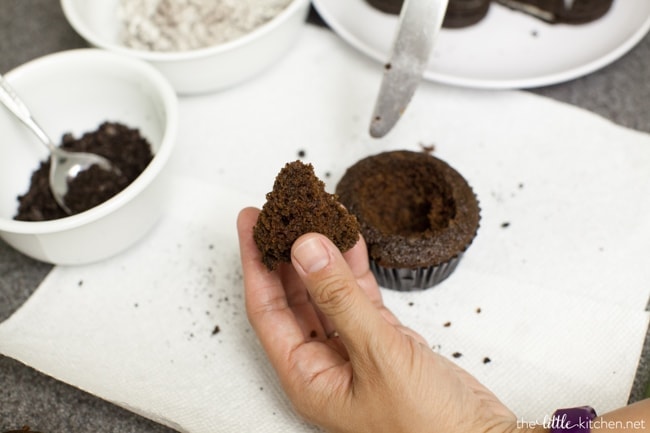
[
  {"xmin": 312, "ymin": 0, "xmax": 650, "ymax": 89},
  {"xmin": 0, "ymin": 49, "xmax": 178, "ymax": 235},
  {"xmin": 60, "ymin": 0, "xmax": 309, "ymax": 62}
]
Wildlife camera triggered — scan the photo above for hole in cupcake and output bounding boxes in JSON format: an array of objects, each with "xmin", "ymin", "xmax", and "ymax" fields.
[
  {"xmin": 360, "ymin": 171, "xmax": 456, "ymax": 236},
  {"xmin": 427, "ymin": 190, "xmax": 456, "ymax": 232}
]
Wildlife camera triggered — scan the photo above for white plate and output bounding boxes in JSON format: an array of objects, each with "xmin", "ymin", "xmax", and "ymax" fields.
[{"xmin": 312, "ymin": 0, "xmax": 650, "ymax": 89}]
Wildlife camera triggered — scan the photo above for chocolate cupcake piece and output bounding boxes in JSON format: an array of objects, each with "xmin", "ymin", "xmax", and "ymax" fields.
[
  {"xmin": 365, "ymin": 0, "xmax": 491, "ymax": 28},
  {"xmin": 366, "ymin": 0, "xmax": 402, "ymax": 14},
  {"xmin": 336, "ymin": 150, "xmax": 480, "ymax": 291},
  {"xmin": 443, "ymin": 0, "xmax": 492, "ymax": 28},
  {"xmin": 254, "ymin": 161, "xmax": 360, "ymax": 271},
  {"xmin": 495, "ymin": 0, "xmax": 613, "ymax": 24}
]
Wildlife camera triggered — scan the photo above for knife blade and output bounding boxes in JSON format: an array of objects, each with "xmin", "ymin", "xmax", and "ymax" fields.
[{"xmin": 369, "ymin": 0, "xmax": 448, "ymax": 138}]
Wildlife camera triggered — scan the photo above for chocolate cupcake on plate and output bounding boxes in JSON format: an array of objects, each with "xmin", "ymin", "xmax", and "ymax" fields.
[
  {"xmin": 495, "ymin": 0, "xmax": 614, "ymax": 24},
  {"xmin": 366, "ymin": 0, "xmax": 403, "ymax": 14},
  {"xmin": 444, "ymin": 0, "xmax": 492, "ymax": 28},
  {"xmin": 335, "ymin": 150, "xmax": 480, "ymax": 291},
  {"xmin": 365, "ymin": 0, "xmax": 492, "ymax": 28}
]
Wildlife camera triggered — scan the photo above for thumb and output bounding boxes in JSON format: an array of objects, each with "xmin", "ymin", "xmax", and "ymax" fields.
[{"xmin": 291, "ymin": 233, "xmax": 389, "ymax": 359}]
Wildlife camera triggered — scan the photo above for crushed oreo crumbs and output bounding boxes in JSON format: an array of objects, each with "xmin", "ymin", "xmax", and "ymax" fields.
[{"xmin": 14, "ymin": 121, "xmax": 153, "ymax": 221}]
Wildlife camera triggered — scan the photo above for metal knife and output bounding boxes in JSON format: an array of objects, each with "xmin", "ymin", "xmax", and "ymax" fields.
[{"xmin": 369, "ymin": 0, "xmax": 449, "ymax": 138}]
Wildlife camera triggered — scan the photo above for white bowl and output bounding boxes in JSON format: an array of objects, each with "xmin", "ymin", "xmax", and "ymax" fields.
[
  {"xmin": 0, "ymin": 49, "xmax": 178, "ymax": 265},
  {"xmin": 60, "ymin": 0, "xmax": 310, "ymax": 94}
]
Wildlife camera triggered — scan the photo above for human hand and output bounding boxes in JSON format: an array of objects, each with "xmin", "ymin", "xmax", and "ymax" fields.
[{"xmin": 237, "ymin": 207, "xmax": 524, "ymax": 433}]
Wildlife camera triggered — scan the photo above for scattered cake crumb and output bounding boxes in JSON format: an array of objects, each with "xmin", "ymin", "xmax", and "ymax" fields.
[
  {"xmin": 212, "ymin": 325, "xmax": 221, "ymax": 335},
  {"xmin": 419, "ymin": 142, "xmax": 435, "ymax": 154},
  {"xmin": 443, "ymin": 321, "xmax": 451, "ymax": 327},
  {"xmin": 452, "ymin": 352, "xmax": 462, "ymax": 358},
  {"xmin": 483, "ymin": 357, "xmax": 492, "ymax": 364}
]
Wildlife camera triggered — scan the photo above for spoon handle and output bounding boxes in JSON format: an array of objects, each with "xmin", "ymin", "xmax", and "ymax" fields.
[{"xmin": 0, "ymin": 73, "xmax": 56, "ymax": 151}]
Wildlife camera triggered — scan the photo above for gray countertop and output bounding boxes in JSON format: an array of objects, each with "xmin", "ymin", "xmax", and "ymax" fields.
[{"xmin": 0, "ymin": 1, "xmax": 648, "ymax": 432}]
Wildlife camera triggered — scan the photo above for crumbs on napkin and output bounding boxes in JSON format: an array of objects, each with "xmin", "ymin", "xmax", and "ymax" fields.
[
  {"xmin": 419, "ymin": 142, "xmax": 436, "ymax": 154},
  {"xmin": 437, "ymin": 307, "xmax": 493, "ymax": 366}
]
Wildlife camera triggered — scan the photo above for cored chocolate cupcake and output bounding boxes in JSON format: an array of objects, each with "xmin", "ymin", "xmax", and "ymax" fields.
[
  {"xmin": 495, "ymin": 0, "xmax": 613, "ymax": 24},
  {"xmin": 365, "ymin": 0, "xmax": 491, "ymax": 28},
  {"xmin": 335, "ymin": 150, "xmax": 480, "ymax": 291}
]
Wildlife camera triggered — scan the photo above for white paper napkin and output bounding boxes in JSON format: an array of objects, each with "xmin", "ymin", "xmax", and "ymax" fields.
[{"xmin": 1, "ymin": 25, "xmax": 649, "ymax": 432}]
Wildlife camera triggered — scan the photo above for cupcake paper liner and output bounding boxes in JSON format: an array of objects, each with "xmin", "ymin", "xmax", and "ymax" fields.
[{"xmin": 370, "ymin": 254, "xmax": 463, "ymax": 291}]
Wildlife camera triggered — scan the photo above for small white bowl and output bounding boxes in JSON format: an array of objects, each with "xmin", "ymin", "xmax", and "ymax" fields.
[
  {"xmin": 0, "ymin": 49, "xmax": 178, "ymax": 265},
  {"xmin": 60, "ymin": 0, "xmax": 310, "ymax": 94}
]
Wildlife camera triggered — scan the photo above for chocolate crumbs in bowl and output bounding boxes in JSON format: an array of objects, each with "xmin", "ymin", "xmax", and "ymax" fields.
[{"xmin": 14, "ymin": 121, "xmax": 154, "ymax": 221}]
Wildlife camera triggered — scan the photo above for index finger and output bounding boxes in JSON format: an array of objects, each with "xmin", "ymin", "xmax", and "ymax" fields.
[
  {"xmin": 342, "ymin": 236, "xmax": 403, "ymax": 328},
  {"xmin": 237, "ymin": 207, "xmax": 304, "ymax": 368},
  {"xmin": 342, "ymin": 235, "xmax": 385, "ymax": 309}
]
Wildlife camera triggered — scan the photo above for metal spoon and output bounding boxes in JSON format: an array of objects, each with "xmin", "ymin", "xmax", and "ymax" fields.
[{"xmin": 0, "ymin": 73, "xmax": 119, "ymax": 214}]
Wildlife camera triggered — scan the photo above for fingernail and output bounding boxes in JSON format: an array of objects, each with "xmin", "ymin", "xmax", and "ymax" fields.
[{"xmin": 293, "ymin": 236, "xmax": 330, "ymax": 274}]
